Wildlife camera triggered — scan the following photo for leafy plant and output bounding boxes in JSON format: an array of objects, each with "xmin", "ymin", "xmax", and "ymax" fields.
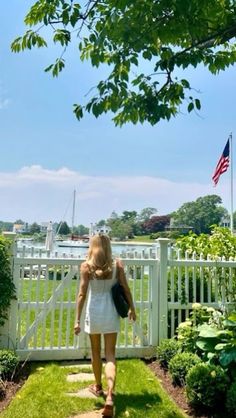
[
  {"xmin": 156, "ymin": 338, "xmax": 181, "ymax": 369},
  {"xmin": 176, "ymin": 304, "xmax": 215, "ymax": 353},
  {"xmin": 186, "ymin": 363, "xmax": 229, "ymax": 410},
  {"xmin": 0, "ymin": 350, "xmax": 19, "ymax": 380},
  {"xmin": 175, "ymin": 226, "xmax": 236, "ymax": 302},
  {"xmin": 176, "ymin": 320, "xmax": 198, "ymax": 353},
  {"xmin": 0, "ymin": 236, "xmax": 16, "ymax": 327},
  {"xmin": 169, "ymin": 352, "xmax": 201, "ymax": 386},
  {"xmin": 176, "ymin": 225, "xmax": 236, "ymax": 258},
  {"xmin": 196, "ymin": 311, "xmax": 236, "ymax": 378}
]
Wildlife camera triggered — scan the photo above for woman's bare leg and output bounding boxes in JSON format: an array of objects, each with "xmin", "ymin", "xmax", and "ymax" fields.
[
  {"xmin": 104, "ymin": 333, "xmax": 117, "ymax": 401},
  {"xmin": 89, "ymin": 334, "xmax": 102, "ymax": 386}
]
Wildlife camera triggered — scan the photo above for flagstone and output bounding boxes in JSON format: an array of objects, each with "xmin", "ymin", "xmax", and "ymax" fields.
[
  {"xmin": 66, "ymin": 372, "xmax": 94, "ymax": 383},
  {"xmin": 66, "ymin": 388, "xmax": 98, "ymax": 399},
  {"xmin": 60, "ymin": 362, "xmax": 92, "ymax": 369},
  {"xmin": 69, "ymin": 410, "xmax": 104, "ymax": 418}
]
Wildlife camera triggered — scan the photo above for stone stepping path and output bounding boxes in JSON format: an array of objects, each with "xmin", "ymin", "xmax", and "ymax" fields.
[
  {"xmin": 66, "ymin": 371, "xmax": 98, "ymax": 398},
  {"xmin": 65, "ymin": 365, "xmax": 110, "ymax": 417}
]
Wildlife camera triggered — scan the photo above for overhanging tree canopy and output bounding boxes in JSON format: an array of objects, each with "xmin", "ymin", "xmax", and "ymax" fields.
[{"xmin": 12, "ymin": 0, "xmax": 236, "ymax": 125}]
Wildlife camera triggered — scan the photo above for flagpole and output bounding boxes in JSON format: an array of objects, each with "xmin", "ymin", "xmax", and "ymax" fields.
[{"xmin": 230, "ymin": 133, "xmax": 234, "ymax": 233}]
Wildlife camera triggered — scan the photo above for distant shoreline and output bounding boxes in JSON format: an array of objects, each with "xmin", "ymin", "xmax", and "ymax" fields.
[{"xmin": 111, "ymin": 241, "xmax": 155, "ymax": 246}]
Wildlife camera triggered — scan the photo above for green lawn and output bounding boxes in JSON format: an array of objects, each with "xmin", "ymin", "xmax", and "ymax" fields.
[{"xmin": 0, "ymin": 359, "xmax": 188, "ymax": 418}]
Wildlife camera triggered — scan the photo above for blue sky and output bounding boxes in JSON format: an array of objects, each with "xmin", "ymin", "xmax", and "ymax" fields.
[{"xmin": 0, "ymin": 1, "xmax": 235, "ymax": 227}]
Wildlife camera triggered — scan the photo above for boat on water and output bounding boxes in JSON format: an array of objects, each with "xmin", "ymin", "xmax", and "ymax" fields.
[
  {"xmin": 57, "ymin": 190, "xmax": 90, "ymax": 249},
  {"xmin": 57, "ymin": 239, "xmax": 89, "ymax": 248}
]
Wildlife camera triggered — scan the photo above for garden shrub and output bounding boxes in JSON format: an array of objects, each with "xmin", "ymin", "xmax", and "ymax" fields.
[
  {"xmin": 169, "ymin": 352, "xmax": 201, "ymax": 386},
  {"xmin": 0, "ymin": 350, "xmax": 19, "ymax": 380},
  {"xmin": 0, "ymin": 236, "xmax": 16, "ymax": 327},
  {"xmin": 226, "ymin": 381, "xmax": 236, "ymax": 417},
  {"xmin": 186, "ymin": 363, "xmax": 229, "ymax": 410},
  {"xmin": 176, "ymin": 304, "xmax": 216, "ymax": 354},
  {"xmin": 156, "ymin": 338, "xmax": 181, "ymax": 369},
  {"xmin": 176, "ymin": 320, "xmax": 198, "ymax": 353}
]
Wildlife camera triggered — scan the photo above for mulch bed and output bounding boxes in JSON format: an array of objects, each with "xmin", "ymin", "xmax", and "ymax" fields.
[
  {"xmin": 0, "ymin": 363, "xmax": 31, "ymax": 414},
  {"xmin": 147, "ymin": 360, "xmax": 209, "ymax": 418}
]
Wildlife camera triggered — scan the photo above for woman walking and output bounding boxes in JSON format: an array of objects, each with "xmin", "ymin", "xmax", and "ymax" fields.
[{"xmin": 74, "ymin": 234, "xmax": 136, "ymax": 417}]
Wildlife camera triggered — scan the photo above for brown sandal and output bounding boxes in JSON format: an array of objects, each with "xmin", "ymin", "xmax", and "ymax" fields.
[
  {"xmin": 88, "ymin": 384, "xmax": 103, "ymax": 397},
  {"xmin": 102, "ymin": 400, "xmax": 114, "ymax": 417}
]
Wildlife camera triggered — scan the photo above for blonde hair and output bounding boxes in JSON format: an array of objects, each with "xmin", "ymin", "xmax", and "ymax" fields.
[{"xmin": 87, "ymin": 234, "xmax": 113, "ymax": 278}]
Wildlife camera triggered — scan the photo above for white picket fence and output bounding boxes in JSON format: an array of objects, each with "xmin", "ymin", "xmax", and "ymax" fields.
[
  {"xmin": 1, "ymin": 235, "xmax": 236, "ymax": 361},
  {"xmin": 167, "ymin": 247, "xmax": 236, "ymax": 337}
]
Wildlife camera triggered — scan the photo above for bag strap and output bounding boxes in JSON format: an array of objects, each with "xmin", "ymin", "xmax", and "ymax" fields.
[{"xmin": 116, "ymin": 259, "xmax": 123, "ymax": 284}]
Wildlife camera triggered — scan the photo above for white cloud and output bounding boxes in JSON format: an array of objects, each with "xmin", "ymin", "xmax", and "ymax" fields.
[{"xmin": 0, "ymin": 165, "xmax": 232, "ymax": 226}]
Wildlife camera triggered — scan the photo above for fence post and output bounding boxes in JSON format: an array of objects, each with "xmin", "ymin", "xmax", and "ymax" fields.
[
  {"xmin": 151, "ymin": 251, "xmax": 159, "ymax": 347},
  {"xmin": 0, "ymin": 232, "xmax": 17, "ymax": 350},
  {"xmin": 158, "ymin": 238, "xmax": 170, "ymax": 342}
]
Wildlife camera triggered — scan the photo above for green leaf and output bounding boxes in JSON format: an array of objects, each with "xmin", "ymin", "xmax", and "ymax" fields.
[
  {"xmin": 73, "ymin": 104, "xmax": 83, "ymax": 121},
  {"xmin": 70, "ymin": 4, "xmax": 81, "ymax": 27},
  {"xmin": 219, "ymin": 348, "xmax": 236, "ymax": 366},
  {"xmin": 196, "ymin": 338, "xmax": 218, "ymax": 352},
  {"xmin": 195, "ymin": 99, "xmax": 201, "ymax": 110},
  {"xmin": 215, "ymin": 343, "xmax": 231, "ymax": 350},
  {"xmin": 47, "ymin": 59, "xmax": 66, "ymax": 77},
  {"xmin": 53, "ymin": 30, "xmax": 71, "ymax": 46},
  {"xmin": 228, "ymin": 312, "xmax": 236, "ymax": 322},
  {"xmin": 44, "ymin": 64, "xmax": 54, "ymax": 73},
  {"xmin": 187, "ymin": 102, "xmax": 194, "ymax": 113},
  {"xmin": 142, "ymin": 50, "xmax": 152, "ymax": 60},
  {"xmin": 181, "ymin": 79, "xmax": 190, "ymax": 88},
  {"xmin": 223, "ymin": 319, "xmax": 236, "ymax": 328},
  {"xmin": 198, "ymin": 325, "xmax": 219, "ymax": 338}
]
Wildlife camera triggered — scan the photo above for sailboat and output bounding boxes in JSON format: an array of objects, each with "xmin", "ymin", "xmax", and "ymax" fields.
[{"xmin": 57, "ymin": 190, "xmax": 90, "ymax": 248}]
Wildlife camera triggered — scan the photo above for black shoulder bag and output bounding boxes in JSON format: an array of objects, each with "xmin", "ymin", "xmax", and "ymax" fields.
[{"xmin": 111, "ymin": 265, "xmax": 129, "ymax": 318}]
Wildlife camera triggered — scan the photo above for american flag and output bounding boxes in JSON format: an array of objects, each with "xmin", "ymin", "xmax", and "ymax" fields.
[{"xmin": 212, "ymin": 139, "xmax": 230, "ymax": 186}]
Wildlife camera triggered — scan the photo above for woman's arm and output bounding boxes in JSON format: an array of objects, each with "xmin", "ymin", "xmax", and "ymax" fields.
[
  {"xmin": 116, "ymin": 259, "xmax": 136, "ymax": 321},
  {"xmin": 74, "ymin": 262, "xmax": 90, "ymax": 335}
]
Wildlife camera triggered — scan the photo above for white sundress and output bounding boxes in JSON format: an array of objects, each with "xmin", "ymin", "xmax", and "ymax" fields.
[{"xmin": 84, "ymin": 262, "xmax": 120, "ymax": 334}]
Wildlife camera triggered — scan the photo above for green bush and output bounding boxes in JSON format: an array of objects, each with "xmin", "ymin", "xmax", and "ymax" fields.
[
  {"xmin": 226, "ymin": 381, "xmax": 236, "ymax": 417},
  {"xmin": 156, "ymin": 338, "xmax": 181, "ymax": 369},
  {"xmin": 169, "ymin": 352, "xmax": 201, "ymax": 386},
  {"xmin": 0, "ymin": 236, "xmax": 16, "ymax": 326},
  {"xmin": 186, "ymin": 363, "xmax": 229, "ymax": 410},
  {"xmin": 176, "ymin": 320, "xmax": 198, "ymax": 353},
  {"xmin": 0, "ymin": 350, "xmax": 19, "ymax": 380}
]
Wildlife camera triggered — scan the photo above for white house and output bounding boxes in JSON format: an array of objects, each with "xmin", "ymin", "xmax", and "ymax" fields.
[
  {"xmin": 90, "ymin": 223, "xmax": 111, "ymax": 236},
  {"xmin": 13, "ymin": 223, "xmax": 29, "ymax": 234}
]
